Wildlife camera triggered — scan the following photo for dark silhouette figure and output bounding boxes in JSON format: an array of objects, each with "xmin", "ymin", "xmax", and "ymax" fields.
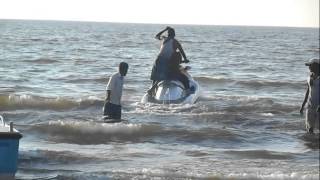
[{"xmin": 149, "ymin": 27, "xmax": 190, "ymax": 94}]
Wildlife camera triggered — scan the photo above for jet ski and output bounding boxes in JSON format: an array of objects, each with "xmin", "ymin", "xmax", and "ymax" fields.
[{"xmin": 141, "ymin": 66, "xmax": 200, "ymax": 104}]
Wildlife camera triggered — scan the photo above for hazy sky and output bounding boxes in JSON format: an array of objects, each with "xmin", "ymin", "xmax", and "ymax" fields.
[{"xmin": 0, "ymin": 0, "xmax": 319, "ymax": 27}]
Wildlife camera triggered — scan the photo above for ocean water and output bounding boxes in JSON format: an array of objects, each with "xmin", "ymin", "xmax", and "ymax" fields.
[{"xmin": 0, "ymin": 20, "xmax": 319, "ymax": 180}]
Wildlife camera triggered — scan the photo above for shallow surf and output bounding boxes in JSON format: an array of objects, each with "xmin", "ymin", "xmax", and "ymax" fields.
[{"xmin": 0, "ymin": 20, "xmax": 319, "ymax": 179}]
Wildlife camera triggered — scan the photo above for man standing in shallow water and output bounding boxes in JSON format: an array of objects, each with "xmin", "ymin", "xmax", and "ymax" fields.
[
  {"xmin": 103, "ymin": 62, "xmax": 129, "ymax": 120},
  {"xmin": 300, "ymin": 58, "xmax": 319, "ymax": 134}
]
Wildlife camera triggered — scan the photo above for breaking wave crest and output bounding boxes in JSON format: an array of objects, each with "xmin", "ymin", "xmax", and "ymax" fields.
[
  {"xmin": 0, "ymin": 94, "xmax": 103, "ymax": 111},
  {"xmin": 29, "ymin": 120, "xmax": 163, "ymax": 144},
  {"xmin": 27, "ymin": 120, "xmax": 243, "ymax": 145}
]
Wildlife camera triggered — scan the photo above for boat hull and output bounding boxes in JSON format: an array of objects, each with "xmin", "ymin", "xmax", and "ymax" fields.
[{"xmin": 0, "ymin": 129, "xmax": 22, "ymax": 178}]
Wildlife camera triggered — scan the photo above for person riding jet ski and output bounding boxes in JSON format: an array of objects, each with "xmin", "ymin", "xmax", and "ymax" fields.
[{"xmin": 148, "ymin": 26, "xmax": 191, "ymax": 94}]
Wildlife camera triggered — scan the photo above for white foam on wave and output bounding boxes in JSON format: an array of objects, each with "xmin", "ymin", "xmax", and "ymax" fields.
[
  {"xmin": 30, "ymin": 120, "xmax": 163, "ymax": 144},
  {"xmin": 48, "ymin": 120, "xmax": 144, "ymax": 135},
  {"xmin": 225, "ymin": 172, "xmax": 319, "ymax": 180},
  {"xmin": 132, "ymin": 102, "xmax": 198, "ymax": 115},
  {"xmin": 0, "ymin": 93, "xmax": 104, "ymax": 110},
  {"xmin": 261, "ymin": 113, "xmax": 274, "ymax": 117}
]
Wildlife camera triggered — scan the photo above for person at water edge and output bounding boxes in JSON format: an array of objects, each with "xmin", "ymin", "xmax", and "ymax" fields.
[
  {"xmin": 149, "ymin": 26, "xmax": 190, "ymax": 94},
  {"xmin": 300, "ymin": 58, "xmax": 319, "ymax": 134},
  {"xmin": 103, "ymin": 62, "xmax": 129, "ymax": 119}
]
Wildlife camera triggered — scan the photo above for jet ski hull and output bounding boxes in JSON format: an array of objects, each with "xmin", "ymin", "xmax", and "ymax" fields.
[{"xmin": 141, "ymin": 75, "xmax": 200, "ymax": 104}]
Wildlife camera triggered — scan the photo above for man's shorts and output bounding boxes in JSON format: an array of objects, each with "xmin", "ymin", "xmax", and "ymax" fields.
[
  {"xmin": 103, "ymin": 102, "xmax": 121, "ymax": 119},
  {"xmin": 306, "ymin": 108, "xmax": 320, "ymax": 131}
]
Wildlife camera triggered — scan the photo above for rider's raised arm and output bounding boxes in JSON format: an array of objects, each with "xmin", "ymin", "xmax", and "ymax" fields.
[
  {"xmin": 155, "ymin": 27, "xmax": 169, "ymax": 40},
  {"xmin": 175, "ymin": 40, "xmax": 188, "ymax": 62}
]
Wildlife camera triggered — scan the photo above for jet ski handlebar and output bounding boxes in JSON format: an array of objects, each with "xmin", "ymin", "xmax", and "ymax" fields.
[
  {"xmin": 184, "ymin": 66, "xmax": 191, "ymax": 71},
  {"xmin": 179, "ymin": 66, "xmax": 191, "ymax": 71}
]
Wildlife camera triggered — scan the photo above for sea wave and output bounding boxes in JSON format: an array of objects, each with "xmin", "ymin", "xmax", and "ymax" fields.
[
  {"xmin": 19, "ymin": 149, "xmax": 101, "ymax": 165},
  {"xmin": 306, "ymin": 47, "xmax": 320, "ymax": 52},
  {"xmin": 195, "ymin": 76, "xmax": 230, "ymax": 84},
  {"xmin": 26, "ymin": 58, "xmax": 60, "ymax": 64},
  {"xmin": 194, "ymin": 76, "xmax": 305, "ymax": 89},
  {"xmin": 136, "ymin": 95, "xmax": 299, "ymax": 116},
  {"xmin": 216, "ymin": 172, "xmax": 318, "ymax": 180},
  {"xmin": 236, "ymin": 79, "xmax": 305, "ymax": 89},
  {"xmin": 27, "ymin": 120, "xmax": 243, "ymax": 145},
  {"xmin": 17, "ymin": 166, "xmax": 320, "ymax": 180},
  {"xmin": 29, "ymin": 120, "xmax": 162, "ymax": 144},
  {"xmin": 0, "ymin": 92, "xmax": 297, "ymax": 115},
  {"xmin": 218, "ymin": 98, "xmax": 298, "ymax": 114},
  {"xmin": 224, "ymin": 150, "xmax": 293, "ymax": 160},
  {"xmin": 48, "ymin": 75, "xmax": 108, "ymax": 84},
  {"xmin": 65, "ymin": 77, "xmax": 107, "ymax": 84},
  {"xmin": 0, "ymin": 94, "xmax": 103, "ymax": 111}
]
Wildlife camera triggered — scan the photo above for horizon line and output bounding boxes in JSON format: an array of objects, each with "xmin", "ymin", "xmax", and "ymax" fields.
[{"xmin": 0, "ymin": 18, "xmax": 319, "ymax": 29}]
